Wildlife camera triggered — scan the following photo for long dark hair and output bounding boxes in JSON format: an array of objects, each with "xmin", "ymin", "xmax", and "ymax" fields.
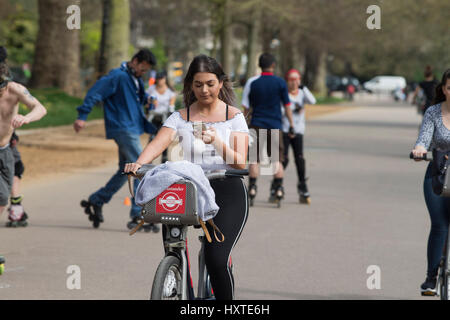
[
  {"xmin": 155, "ymin": 70, "xmax": 175, "ymax": 92},
  {"xmin": 183, "ymin": 55, "xmax": 235, "ymax": 108},
  {"xmin": 433, "ymin": 69, "xmax": 450, "ymax": 105}
]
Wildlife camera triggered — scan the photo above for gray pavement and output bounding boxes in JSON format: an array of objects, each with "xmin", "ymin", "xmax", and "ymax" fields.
[{"xmin": 0, "ymin": 93, "xmax": 432, "ymax": 299}]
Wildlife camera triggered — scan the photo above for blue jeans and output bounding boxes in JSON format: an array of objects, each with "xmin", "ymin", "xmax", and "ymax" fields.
[
  {"xmin": 88, "ymin": 132, "xmax": 142, "ymax": 219},
  {"xmin": 424, "ymin": 162, "xmax": 450, "ymax": 277}
]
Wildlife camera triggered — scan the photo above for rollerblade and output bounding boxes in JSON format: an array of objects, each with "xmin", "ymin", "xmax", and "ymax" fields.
[
  {"xmin": 80, "ymin": 200, "xmax": 104, "ymax": 229},
  {"xmin": 298, "ymin": 181, "xmax": 311, "ymax": 204},
  {"xmin": 0, "ymin": 256, "xmax": 5, "ymax": 275},
  {"xmin": 248, "ymin": 184, "xmax": 257, "ymax": 207},
  {"xmin": 127, "ymin": 217, "xmax": 160, "ymax": 233},
  {"xmin": 6, "ymin": 197, "xmax": 28, "ymax": 227},
  {"xmin": 268, "ymin": 180, "xmax": 284, "ymax": 208}
]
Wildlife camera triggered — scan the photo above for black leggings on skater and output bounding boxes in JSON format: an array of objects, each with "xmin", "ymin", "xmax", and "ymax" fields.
[
  {"xmin": 204, "ymin": 176, "xmax": 249, "ymax": 300},
  {"xmin": 282, "ymin": 132, "xmax": 306, "ymax": 183}
]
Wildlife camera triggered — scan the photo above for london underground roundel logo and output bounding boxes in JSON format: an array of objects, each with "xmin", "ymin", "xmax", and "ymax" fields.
[
  {"xmin": 159, "ymin": 192, "xmax": 183, "ymax": 211},
  {"xmin": 156, "ymin": 184, "xmax": 186, "ymax": 214}
]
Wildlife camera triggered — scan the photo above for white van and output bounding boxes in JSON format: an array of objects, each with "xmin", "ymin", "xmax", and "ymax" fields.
[{"xmin": 363, "ymin": 76, "xmax": 407, "ymax": 93}]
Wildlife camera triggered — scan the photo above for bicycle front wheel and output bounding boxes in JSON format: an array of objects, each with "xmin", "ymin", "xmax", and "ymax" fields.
[
  {"xmin": 440, "ymin": 256, "xmax": 450, "ymax": 300},
  {"xmin": 150, "ymin": 255, "xmax": 183, "ymax": 300},
  {"xmin": 440, "ymin": 274, "xmax": 448, "ymax": 300}
]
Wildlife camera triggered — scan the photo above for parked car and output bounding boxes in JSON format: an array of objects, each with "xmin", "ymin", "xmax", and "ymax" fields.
[
  {"xmin": 363, "ymin": 76, "xmax": 406, "ymax": 94},
  {"xmin": 326, "ymin": 75, "xmax": 342, "ymax": 95},
  {"xmin": 392, "ymin": 87, "xmax": 407, "ymax": 101},
  {"xmin": 327, "ymin": 75, "xmax": 361, "ymax": 95},
  {"xmin": 339, "ymin": 76, "xmax": 361, "ymax": 92}
]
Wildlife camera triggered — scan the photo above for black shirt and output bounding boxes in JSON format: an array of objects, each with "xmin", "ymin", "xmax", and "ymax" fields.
[{"xmin": 420, "ymin": 79, "xmax": 438, "ymax": 110}]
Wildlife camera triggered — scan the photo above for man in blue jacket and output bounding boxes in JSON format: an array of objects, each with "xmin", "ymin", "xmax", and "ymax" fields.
[{"xmin": 73, "ymin": 49, "xmax": 158, "ymax": 231}]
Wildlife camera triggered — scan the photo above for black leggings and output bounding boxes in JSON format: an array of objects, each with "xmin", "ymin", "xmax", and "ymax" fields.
[
  {"xmin": 151, "ymin": 116, "xmax": 168, "ymax": 159},
  {"xmin": 204, "ymin": 176, "xmax": 249, "ymax": 300},
  {"xmin": 423, "ymin": 163, "xmax": 450, "ymax": 277},
  {"xmin": 282, "ymin": 132, "xmax": 306, "ymax": 182}
]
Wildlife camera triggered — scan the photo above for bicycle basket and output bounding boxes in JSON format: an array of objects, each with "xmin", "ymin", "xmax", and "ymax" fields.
[{"xmin": 141, "ymin": 179, "xmax": 199, "ymax": 226}]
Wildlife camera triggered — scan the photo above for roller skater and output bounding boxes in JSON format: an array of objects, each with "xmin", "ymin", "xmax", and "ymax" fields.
[
  {"xmin": 6, "ymin": 131, "xmax": 29, "ymax": 227},
  {"xmin": 241, "ymin": 53, "xmax": 295, "ymax": 208},
  {"xmin": 298, "ymin": 181, "xmax": 311, "ymax": 204},
  {"xmin": 80, "ymin": 200, "xmax": 104, "ymax": 229},
  {"xmin": 74, "ymin": 49, "xmax": 157, "ymax": 230},
  {"xmin": 282, "ymin": 69, "xmax": 316, "ymax": 205},
  {"xmin": 0, "ymin": 47, "xmax": 47, "ymax": 221},
  {"xmin": 268, "ymin": 178, "xmax": 284, "ymax": 208},
  {"xmin": 6, "ymin": 196, "xmax": 28, "ymax": 227}
]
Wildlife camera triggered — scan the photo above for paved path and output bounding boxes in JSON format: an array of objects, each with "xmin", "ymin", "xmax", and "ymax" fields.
[{"xmin": 0, "ymin": 94, "xmax": 431, "ymax": 299}]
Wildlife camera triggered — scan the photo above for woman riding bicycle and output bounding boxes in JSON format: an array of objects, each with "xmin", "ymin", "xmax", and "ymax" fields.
[
  {"xmin": 124, "ymin": 55, "xmax": 249, "ymax": 300},
  {"xmin": 411, "ymin": 68, "xmax": 450, "ymax": 295}
]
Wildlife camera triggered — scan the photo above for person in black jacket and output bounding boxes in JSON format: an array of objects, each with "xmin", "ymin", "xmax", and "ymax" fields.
[{"xmin": 412, "ymin": 65, "xmax": 438, "ymax": 115}]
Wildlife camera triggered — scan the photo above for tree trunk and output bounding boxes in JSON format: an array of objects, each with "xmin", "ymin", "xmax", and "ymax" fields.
[
  {"xmin": 232, "ymin": 45, "xmax": 245, "ymax": 83},
  {"xmin": 220, "ymin": 0, "xmax": 232, "ymax": 76},
  {"xmin": 292, "ymin": 41, "xmax": 306, "ymax": 73},
  {"xmin": 313, "ymin": 49, "xmax": 327, "ymax": 96},
  {"xmin": 30, "ymin": 0, "xmax": 81, "ymax": 96},
  {"xmin": 99, "ymin": 0, "xmax": 130, "ymax": 76},
  {"xmin": 279, "ymin": 31, "xmax": 294, "ymax": 75},
  {"xmin": 245, "ymin": 4, "xmax": 262, "ymax": 80}
]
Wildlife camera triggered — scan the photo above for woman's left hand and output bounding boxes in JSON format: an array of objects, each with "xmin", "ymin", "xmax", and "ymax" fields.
[
  {"xmin": 202, "ymin": 126, "xmax": 217, "ymax": 144},
  {"xmin": 124, "ymin": 162, "xmax": 143, "ymax": 174}
]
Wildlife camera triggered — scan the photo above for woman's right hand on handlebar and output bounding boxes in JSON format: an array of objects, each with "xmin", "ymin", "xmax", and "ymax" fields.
[
  {"xmin": 124, "ymin": 162, "xmax": 143, "ymax": 174},
  {"xmin": 412, "ymin": 145, "xmax": 427, "ymax": 161}
]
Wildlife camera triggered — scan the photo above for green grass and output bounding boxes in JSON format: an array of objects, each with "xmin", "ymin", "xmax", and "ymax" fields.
[
  {"xmin": 18, "ymin": 88, "xmax": 104, "ymax": 129},
  {"xmin": 315, "ymin": 96, "xmax": 346, "ymax": 105},
  {"xmin": 18, "ymin": 86, "xmax": 344, "ymax": 130}
]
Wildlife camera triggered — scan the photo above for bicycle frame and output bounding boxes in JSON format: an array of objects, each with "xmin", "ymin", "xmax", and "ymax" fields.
[
  {"xmin": 436, "ymin": 227, "xmax": 450, "ymax": 299},
  {"xmin": 161, "ymin": 224, "xmax": 211, "ymax": 300},
  {"xmin": 127, "ymin": 165, "xmax": 248, "ymax": 300},
  {"xmin": 197, "ymin": 233, "xmax": 212, "ymax": 299}
]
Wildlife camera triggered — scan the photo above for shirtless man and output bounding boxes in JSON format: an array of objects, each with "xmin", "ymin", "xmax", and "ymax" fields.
[{"xmin": 0, "ymin": 62, "xmax": 47, "ymax": 217}]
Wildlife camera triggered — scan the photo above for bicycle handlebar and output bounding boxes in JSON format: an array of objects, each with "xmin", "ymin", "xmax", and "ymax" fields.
[
  {"xmin": 205, "ymin": 169, "xmax": 249, "ymax": 180},
  {"xmin": 409, "ymin": 152, "xmax": 433, "ymax": 161},
  {"xmin": 123, "ymin": 164, "xmax": 249, "ymax": 180}
]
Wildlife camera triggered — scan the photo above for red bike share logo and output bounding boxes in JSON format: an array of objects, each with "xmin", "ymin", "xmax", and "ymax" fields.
[{"xmin": 156, "ymin": 184, "xmax": 186, "ymax": 214}]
